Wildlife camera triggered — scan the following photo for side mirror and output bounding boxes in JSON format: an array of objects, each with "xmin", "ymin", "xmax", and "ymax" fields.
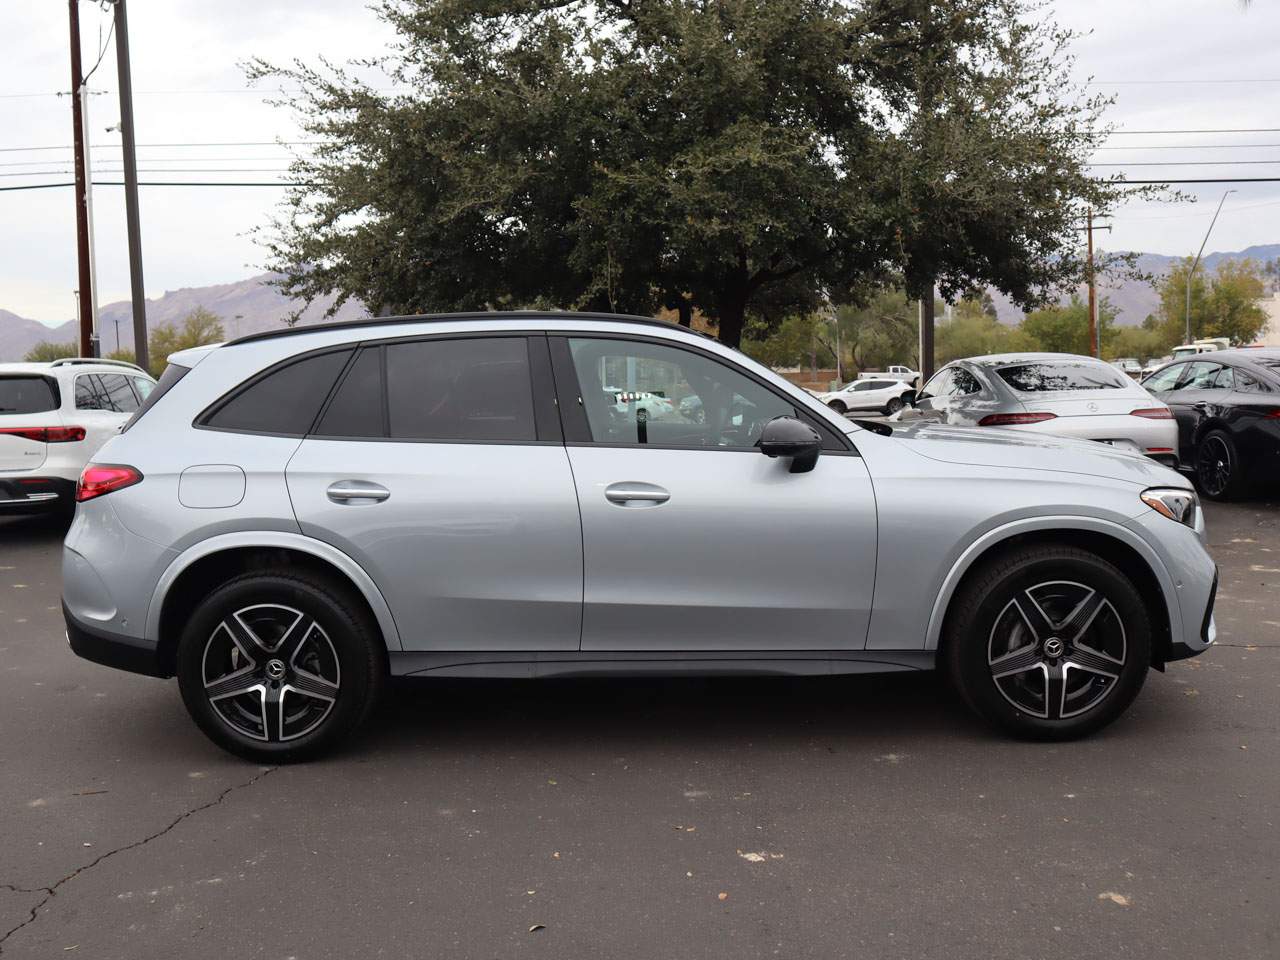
[{"xmin": 758, "ymin": 416, "xmax": 822, "ymax": 474}]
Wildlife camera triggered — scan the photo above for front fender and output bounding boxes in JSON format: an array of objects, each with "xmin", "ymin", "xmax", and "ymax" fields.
[
  {"xmin": 920, "ymin": 514, "xmax": 1181, "ymax": 651},
  {"xmin": 144, "ymin": 530, "xmax": 404, "ymax": 650}
]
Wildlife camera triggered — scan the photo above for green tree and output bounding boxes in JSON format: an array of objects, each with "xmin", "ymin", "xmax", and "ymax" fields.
[
  {"xmin": 250, "ymin": 0, "xmax": 1142, "ymax": 348},
  {"xmin": 1155, "ymin": 258, "xmax": 1267, "ymax": 346},
  {"xmin": 936, "ymin": 300, "xmax": 1035, "ymax": 364},
  {"xmin": 23, "ymin": 340, "xmax": 78, "ymax": 362},
  {"xmin": 1018, "ymin": 295, "xmax": 1115, "ymax": 355},
  {"xmin": 146, "ymin": 308, "xmax": 225, "ymax": 376}
]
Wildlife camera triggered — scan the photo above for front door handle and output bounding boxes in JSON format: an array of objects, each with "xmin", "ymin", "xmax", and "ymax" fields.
[
  {"xmin": 327, "ymin": 480, "xmax": 390, "ymax": 504},
  {"xmin": 604, "ymin": 481, "xmax": 670, "ymax": 507}
]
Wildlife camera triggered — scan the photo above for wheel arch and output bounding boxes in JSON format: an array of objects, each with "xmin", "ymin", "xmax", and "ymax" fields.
[
  {"xmin": 146, "ymin": 532, "xmax": 403, "ymax": 675},
  {"xmin": 928, "ymin": 518, "xmax": 1179, "ymax": 668},
  {"xmin": 1193, "ymin": 417, "xmax": 1233, "ymax": 451}
]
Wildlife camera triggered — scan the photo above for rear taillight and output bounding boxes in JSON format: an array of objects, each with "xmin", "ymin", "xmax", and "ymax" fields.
[
  {"xmin": 0, "ymin": 425, "xmax": 86, "ymax": 443},
  {"xmin": 1131, "ymin": 407, "xmax": 1173, "ymax": 420},
  {"xmin": 1265, "ymin": 408, "xmax": 1280, "ymax": 420},
  {"xmin": 76, "ymin": 464, "xmax": 143, "ymax": 502},
  {"xmin": 978, "ymin": 412, "xmax": 1058, "ymax": 426}
]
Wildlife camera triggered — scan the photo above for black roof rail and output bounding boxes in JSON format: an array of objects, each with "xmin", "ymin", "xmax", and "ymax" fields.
[{"xmin": 224, "ymin": 310, "xmax": 706, "ymax": 347}]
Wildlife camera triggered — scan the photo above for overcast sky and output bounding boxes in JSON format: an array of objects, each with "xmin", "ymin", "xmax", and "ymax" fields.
[{"xmin": 4, "ymin": 0, "xmax": 1280, "ymax": 326}]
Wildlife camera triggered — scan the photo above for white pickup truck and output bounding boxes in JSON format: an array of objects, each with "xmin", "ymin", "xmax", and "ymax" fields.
[{"xmin": 858, "ymin": 364, "xmax": 919, "ymax": 387}]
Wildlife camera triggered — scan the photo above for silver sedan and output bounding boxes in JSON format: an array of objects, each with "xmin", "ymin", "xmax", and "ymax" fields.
[{"xmin": 909, "ymin": 352, "xmax": 1180, "ymax": 468}]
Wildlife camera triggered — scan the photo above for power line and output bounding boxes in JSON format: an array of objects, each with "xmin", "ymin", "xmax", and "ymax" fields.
[
  {"xmin": 1106, "ymin": 127, "xmax": 1280, "ymax": 135},
  {"xmin": 1119, "ymin": 177, "xmax": 1280, "ymax": 184},
  {"xmin": 1093, "ymin": 142, "xmax": 1280, "ymax": 151},
  {"xmin": 0, "ymin": 180, "xmax": 309, "ymax": 192},
  {"xmin": 0, "ymin": 167, "xmax": 292, "ymax": 178},
  {"xmin": 0, "ymin": 140, "xmax": 320, "ymax": 154},
  {"xmin": 1090, "ymin": 159, "xmax": 1280, "ymax": 167},
  {"xmin": 1088, "ymin": 78, "xmax": 1280, "ymax": 85}
]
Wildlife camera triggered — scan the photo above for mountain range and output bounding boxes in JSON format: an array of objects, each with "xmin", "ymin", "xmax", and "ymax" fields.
[{"xmin": 3, "ymin": 244, "xmax": 1279, "ymax": 361}]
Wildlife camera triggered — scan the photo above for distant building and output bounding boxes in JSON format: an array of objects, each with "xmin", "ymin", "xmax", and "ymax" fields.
[{"xmin": 1258, "ymin": 293, "xmax": 1280, "ymax": 347}]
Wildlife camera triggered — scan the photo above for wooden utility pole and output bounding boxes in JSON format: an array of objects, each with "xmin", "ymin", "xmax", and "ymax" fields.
[
  {"xmin": 1086, "ymin": 208, "xmax": 1097, "ymax": 358},
  {"xmin": 68, "ymin": 0, "xmax": 93, "ymax": 358}
]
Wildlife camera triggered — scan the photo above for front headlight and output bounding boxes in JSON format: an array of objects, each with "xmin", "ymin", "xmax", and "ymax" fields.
[{"xmin": 1141, "ymin": 487, "xmax": 1199, "ymax": 528}]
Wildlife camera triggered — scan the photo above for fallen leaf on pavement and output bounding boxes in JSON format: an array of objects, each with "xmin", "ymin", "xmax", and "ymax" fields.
[{"xmin": 1098, "ymin": 892, "xmax": 1131, "ymax": 907}]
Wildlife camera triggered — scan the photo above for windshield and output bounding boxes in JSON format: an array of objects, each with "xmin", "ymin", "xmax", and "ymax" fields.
[
  {"xmin": 996, "ymin": 361, "xmax": 1130, "ymax": 392},
  {"xmin": 0, "ymin": 376, "xmax": 58, "ymax": 414}
]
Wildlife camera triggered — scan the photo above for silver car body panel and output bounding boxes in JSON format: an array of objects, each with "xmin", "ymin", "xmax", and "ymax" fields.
[{"xmin": 61, "ymin": 315, "xmax": 1217, "ymax": 678}]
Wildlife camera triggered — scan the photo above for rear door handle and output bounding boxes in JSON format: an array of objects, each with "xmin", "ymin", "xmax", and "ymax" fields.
[
  {"xmin": 604, "ymin": 481, "xmax": 670, "ymax": 506},
  {"xmin": 327, "ymin": 480, "xmax": 390, "ymax": 504}
]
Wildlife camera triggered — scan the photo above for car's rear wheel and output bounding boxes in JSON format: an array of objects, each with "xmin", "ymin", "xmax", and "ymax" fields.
[
  {"xmin": 884, "ymin": 396, "xmax": 904, "ymax": 415},
  {"xmin": 1195, "ymin": 429, "xmax": 1248, "ymax": 501},
  {"xmin": 828, "ymin": 400, "xmax": 847, "ymax": 415},
  {"xmin": 176, "ymin": 571, "xmax": 385, "ymax": 762},
  {"xmin": 944, "ymin": 544, "xmax": 1151, "ymax": 740}
]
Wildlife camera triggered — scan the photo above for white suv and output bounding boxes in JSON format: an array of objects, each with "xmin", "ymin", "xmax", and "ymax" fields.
[{"xmin": 0, "ymin": 358, "xmax": 156, "ymax": 516}]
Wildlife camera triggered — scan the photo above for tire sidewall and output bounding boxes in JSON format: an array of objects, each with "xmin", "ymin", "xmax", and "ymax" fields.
[
  {"xmin": 829, "ymin": 400, "xmax": 847, "ymax": 414},
  {"xmin": 949, "ymin": 552, "xmax": 1151, "ymax": 739},
  {"xmin": 177, "ymin": 574, "xmax": 380, "ymax": 761}
]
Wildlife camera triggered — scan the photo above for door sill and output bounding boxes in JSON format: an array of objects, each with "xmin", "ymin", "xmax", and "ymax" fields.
[{"xmin": 389, "ymin": 650, "xmax": 935, "ymax": 679}]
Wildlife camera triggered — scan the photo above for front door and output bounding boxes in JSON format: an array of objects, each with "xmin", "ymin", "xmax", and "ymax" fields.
[
  {"xmin": 552, "ymin": 335, "xmax": 877, "ymax": 652},
  {"xmin": 286, "ymin": 334, "xmax": 582, "ymax": 652}
]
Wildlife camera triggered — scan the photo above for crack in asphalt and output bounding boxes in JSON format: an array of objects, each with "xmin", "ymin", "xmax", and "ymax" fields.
[{"xmin": 0, "ymin": 767, "xmax": 276, "ymax": 954}]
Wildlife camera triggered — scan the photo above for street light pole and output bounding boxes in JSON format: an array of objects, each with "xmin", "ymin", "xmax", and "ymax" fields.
[{"xmin": 1185, "ymin": 189, "xmax": 1236, "ymax": 345}]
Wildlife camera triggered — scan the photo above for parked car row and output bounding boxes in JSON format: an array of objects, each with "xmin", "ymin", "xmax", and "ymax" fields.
[
  {"xmin": 48, "ymin": 312, "xmax": 1215, "ymax": 761},
  {"xmin": 0, "ymin": 358, "xmax": 156, "ymax": 516}
]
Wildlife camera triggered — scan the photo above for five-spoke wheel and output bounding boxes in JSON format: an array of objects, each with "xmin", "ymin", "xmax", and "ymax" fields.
[
  {"xmin": 945, "ymin": 544, "xmax": 1150, "ymax": 739},
  {"xmin": 178, "ymin": 572, "xmax": 384, "ymax": 762}
]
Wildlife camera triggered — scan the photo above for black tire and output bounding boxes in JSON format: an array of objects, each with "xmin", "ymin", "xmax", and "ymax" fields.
[
  {"xmin": 884, "ymin": 396, "xmax": 904, "ymax": 415},
  {"xmin": 943, "ymin": 544, "xmax": 1151, "ymax": 740},
  {"xmin": 1195, "ymin": 429, "xmax": 1249, "ymax": 501},
  {"xmin": 177, "ymin": 571, "xmax": 385, "ymax": 762},
  {"xmin": 828, "ymin": 400, "xmax": 847, "ymax": 415}
]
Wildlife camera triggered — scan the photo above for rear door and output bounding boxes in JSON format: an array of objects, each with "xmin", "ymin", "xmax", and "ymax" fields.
[
  {"xmin": 285, "ymin": 334, "xmax": 583, "ymax": 652},
  {"xmin": 0, "ymin": 375, "xmax": 60, "ymax": 472}
]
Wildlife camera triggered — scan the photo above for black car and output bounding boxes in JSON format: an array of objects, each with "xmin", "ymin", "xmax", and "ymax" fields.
[{"xmin": 1142, "ymin": 348, "xmax": 1280, "ymax": 499}]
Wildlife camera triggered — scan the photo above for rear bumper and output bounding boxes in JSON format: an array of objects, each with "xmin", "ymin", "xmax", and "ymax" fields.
[
  {"xmin": 0, "ymin": 476, "xmax": 75, "ymax": 512},
  {"xmin": 64, "ymin": 601, "xmax": 168, "ymax": 678}
]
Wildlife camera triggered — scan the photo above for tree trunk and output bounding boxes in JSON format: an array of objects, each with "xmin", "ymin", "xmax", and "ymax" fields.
[
  {"xmin": 676, "ymin": 299, "xmax": 692, "ymax": 327},
  {"xmin": 716, "ymin": 292, "xmax": 747, "ymax": 348}
]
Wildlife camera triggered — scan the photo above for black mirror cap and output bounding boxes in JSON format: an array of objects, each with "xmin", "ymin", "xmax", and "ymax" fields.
[{"xmin": 758, "ymin": 416, "xmax": 822, "ymax": 473}]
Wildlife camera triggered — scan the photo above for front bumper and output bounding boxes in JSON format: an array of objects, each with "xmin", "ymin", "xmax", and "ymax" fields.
[
  {"xmin": 64, "ymin": 601, "xmax": 168, "ymax": 678},
  {"xmin": 1166, "ymin": 567, "xmax": 1218, "ymax": 663}
]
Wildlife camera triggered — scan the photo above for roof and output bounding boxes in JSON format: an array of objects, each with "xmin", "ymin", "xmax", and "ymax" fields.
[
  {"xmin": 961, "ymin": 352, "xmax": 1102, "ymax": 366},
  {"xmin": 0, "ymin": 359, "xmax": 150, "ymax": 376},
  {"xmin": 224, "ymin": 310, "xmax": 693, "ymax": 347}
]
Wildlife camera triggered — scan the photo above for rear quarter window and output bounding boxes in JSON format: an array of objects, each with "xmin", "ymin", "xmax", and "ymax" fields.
[
  {"xmin": 201, "ymin": 349, "xmax": 354, "ymax": 436},
  {"xmin": 0, "ymin": 376, "xmax": 58, "ymax": 414}
]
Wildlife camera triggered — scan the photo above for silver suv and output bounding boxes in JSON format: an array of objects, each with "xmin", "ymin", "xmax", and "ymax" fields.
[{"xmin": 62, "ymin": 313, "xmax": 1218, "ymax": 761}]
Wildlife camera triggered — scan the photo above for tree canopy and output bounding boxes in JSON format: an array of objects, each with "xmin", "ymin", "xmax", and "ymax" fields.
[{"xmin": 252, "ymin": 0, "xmax": 1140, "ymax": 346}]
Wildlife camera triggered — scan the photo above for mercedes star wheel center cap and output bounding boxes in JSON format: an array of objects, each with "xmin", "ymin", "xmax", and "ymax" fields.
[
  {"xmin": 265, "ymin": 659, "xmax": 287, "ymax": 681},
  {"xmin": 1043, "ymin": 637, "xmax": 1065, "ymax": 658}
]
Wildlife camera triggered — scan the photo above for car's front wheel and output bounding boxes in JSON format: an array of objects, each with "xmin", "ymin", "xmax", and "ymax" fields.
[
  {"xmin": 828, "ymin": 400, "xmax": 847, "ymax": 415},
  {"xmin": 176, "ymin": 571, "xmax": 385, "ymax": 762},
  {"xmin": 884, "ymin": 396, "xmax": 904, "ymax": 415},
  {"xmin": 943, "ymin": 544, "xmax": 1151, "ymax": 740}
]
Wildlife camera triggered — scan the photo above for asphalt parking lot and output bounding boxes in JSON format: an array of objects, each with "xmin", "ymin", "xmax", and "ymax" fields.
[{"xmin": 1, "ymin": 502, "xmax": 1277, "ymax": 959}]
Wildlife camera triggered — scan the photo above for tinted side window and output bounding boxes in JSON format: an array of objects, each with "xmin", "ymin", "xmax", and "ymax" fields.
[
  {"xmin": 567, "ymin": 337, "xmax": 795, "ymax": 448},
  {"xmin": 1182, "ymin": 362, "xmax": 1220, "ymax": 390},
  {"xmin": 948, "ymin": 368, "xmax": 982, "ymax": 396},
  {"xmin": 314, "ymin": 347, "xmax": 384, "ymax": 438},
  {"xmin": 918, "ymin": 368, "xmax": 951, "ymax": 400},
  {"xmin": 1212, "ymin": 366, "xmax": 1235, "ymax": 390},
  {"xmin": 75, "ymin": 374, "xmax": 109, "ymax": 410},
  {"xmin": 1142, "ymin": 364, "xmax": 1183, "ymax": 393},
  {"xmin": 204, "ymin": 349, "xmax": 352, "ymax": 435},
  {"xmin": 99, "ymin": 373, "xmax": 140, "ymax": 413},
  {"xmin": 0, "ymin": 376, "xmax": 58, "ymax": 414},
  {"xmin": 386, "ymin": 338, "xmax": 535, "ymax": 441},
  {"xmin": 131, "ymin": 377, "xmax": 155, "ymax": 401}
]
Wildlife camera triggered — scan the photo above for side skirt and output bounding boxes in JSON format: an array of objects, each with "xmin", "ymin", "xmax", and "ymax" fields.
[{"xmin": 388, "ymin": 650, "xmax": 937, "ymax": 679}]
